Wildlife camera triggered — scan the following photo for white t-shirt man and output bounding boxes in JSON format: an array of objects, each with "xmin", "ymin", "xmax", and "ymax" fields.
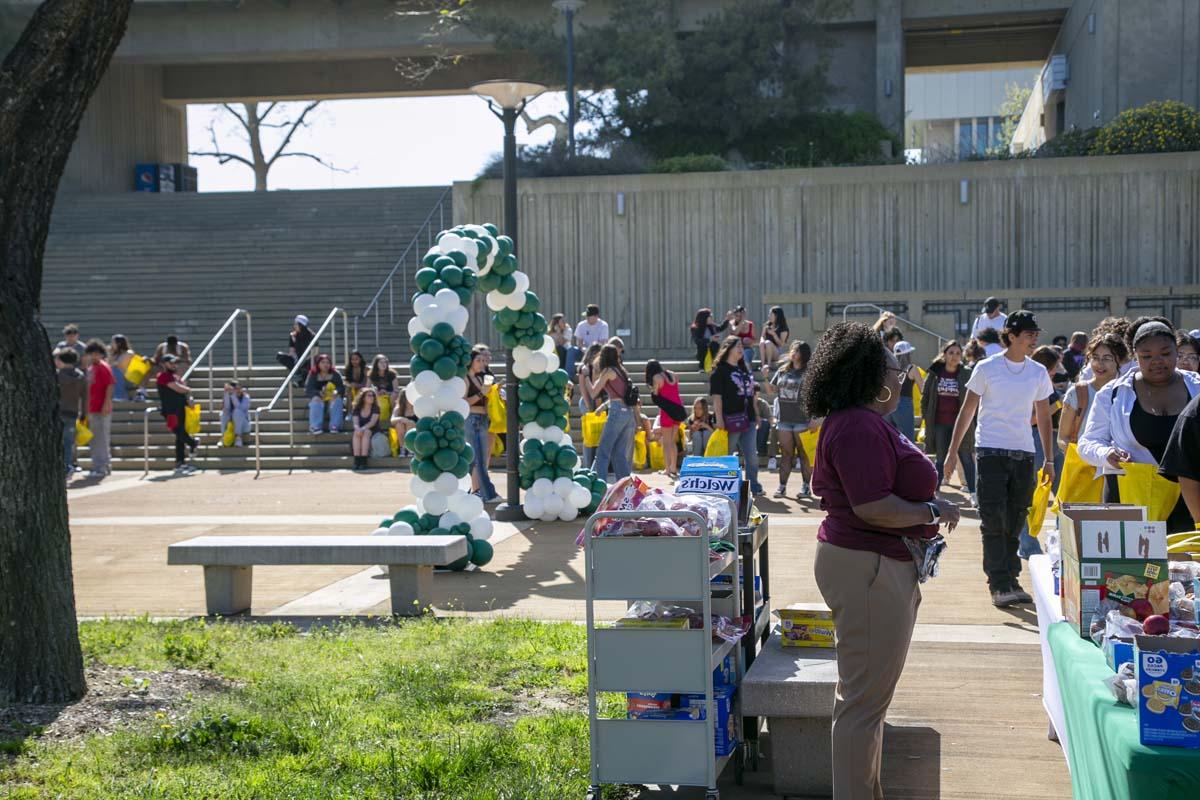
[
  {"xmin": 971, "ymin": 311, "xmax": 1008, "ymax": 340},
  {"xmin": 576, "ymin": 317, "xmax": 610, "ymax": 349},
  {"xmin": 965, "ymin": 352, "xmax": 1055, "ymax": 452},
  {"xmin": 983, "ymin": 342, "xmax": 1004, "ymax": 358}
]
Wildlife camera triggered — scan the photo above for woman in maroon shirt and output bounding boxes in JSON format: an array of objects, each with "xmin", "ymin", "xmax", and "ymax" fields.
[{"xmin": 802, "ymin": 322, "xmax": 960, "ymax": 800}]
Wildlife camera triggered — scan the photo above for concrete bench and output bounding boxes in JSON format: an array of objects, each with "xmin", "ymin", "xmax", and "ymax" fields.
[
  {"xmin": 167, "ymin": 535, "xmax": 469, "ymax": 617},
  {"xmin": 742, "ymin": 633, "xmax": 838, "ymax": 798}
]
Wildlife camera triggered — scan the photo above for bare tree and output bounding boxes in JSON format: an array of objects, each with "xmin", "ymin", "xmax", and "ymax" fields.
[
  {"xmin": 190, "ymin": 101, "xmax": 349, "ymax": 191},
  {"xmin": 1, "ymin": 0, "xmax": 133, "ymax": 705}
]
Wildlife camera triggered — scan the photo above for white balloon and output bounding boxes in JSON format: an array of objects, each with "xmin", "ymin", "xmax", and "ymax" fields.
[
  {"xmin": 413, "ymin": 293, "xmax": 436, "ymax": 315},
  {"xmin": 435, "ymin": 382, "xmax": 462, "ymax": 410},
  {"xmin": 458, "ymin": 492, "xmax": 484, "ymax": 521},
  {"xmin": 388, "ymin": 521, "xmax": 415, "ymax": 536},
  {"xmin": 486, "ymin": 291, "xmax": 506, "ymax": 312},
  {"xmin": 554, "ymin": 476, "xmax": 575, "ymax": 497},
  {"xmin": 408, "ymin": 316, "xmax": 427, "ymax": 338},
  {"xmin": 545, "ymin": 353, "xmax": 560, "ymax": 372},
  {"xmin": 371, "ymin": 526, "xmax": 391, "ymax": 536},
  {"xmin": 557, "ymin": 506, "xmax": 579, "ymax": 522},
  {"xmin": 466, "ymin": 224, "xmax": 489, "ymax": 237},
  {"xmin": 414, "ymin": 370, "xmax": 441, "ymax": 396},
  {"xmin": 523, "ymin": 494, "xmax": 544, "ymax": 519},
  {"xmin": 413, "ymin": 395, "xmax": 438, "ymax": 419},
  {"xmin": 434, "ymin": 471, "xmax": 460, "ymax": 496},
  {"xmin": 569, "ymin": 485, "xmax": 591, "ymax": 508},
  {"xmin": 528, "ymin": 352, "xmax": 549, "ymax": 374},
  {"xmin": 513, "ymin": 346, "xmax": 533, "ymax": 362},
  {"xmin": 421, "ymin": 491, "xmax": 449, "ymax": 516},
  {"xmin": 410, "ymin": 476, "xmax": 434, "ymax": 497},
  {"xmin": 439, "ymin": 511, "xmax": 464, "ymax": 530},
  {"xmin": 542, "ymin": 494, "xmax": 564, "ymax": 516},
  {"xmin": 504, "ymin": 291, "xmax": 526, "ymax": 311},
  {"xmin": 434, "ymin": 288, "xmax": 461, "ymax": 309},
  {"xmin": 448, "ymin": 306, "xmax": 470, "ymax": 334},
  {"xmin": 469, "ymin": 515, "xmax": 493, "ymax": 539},
  {"xmin": 405, "ymin": 382, "xmax": 422, "ymax": 403},
  {"xmin": 478, "ymin": 250, "xmax": 495, "ymax": 277},
  {"xmin": 511, "ymin": 271, "xmax": 530, "ymax": 294},
  {"xmin": 444, "ymin": 376, "xmax": 466, "ymax": 396},
  {"xmin": 459, "ymin": 476, "xmax": 473, "ymax": 491},
  {"xmin": 531, "ymin": 477, "xmax": 553, "ymax": 497},
  {"xmin": 539, "ymin": 336, "xmax": 556, "ymax": 355},
  {"xmin": 417, "ymin": 305, "xmax": 440, "ymax": 329},
  {"xmin": 438, "ymin": 233, "xmax": 464, "ymax": 253},
  {"xmin": 450, "ymin": 399, "xmax": 471, "ymax": 419},
  {"xmin": 458, "ymin": 238, "xmax": 480, "ymax": 259},
  {"xmin": 513, "ymin": 359, "xmax": 532, "ymax": 380}
]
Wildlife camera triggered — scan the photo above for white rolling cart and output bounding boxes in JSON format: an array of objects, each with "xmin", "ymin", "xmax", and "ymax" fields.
[{"xmin": 583, "ymin": 506, "xmax": 745, "ymax": 800}]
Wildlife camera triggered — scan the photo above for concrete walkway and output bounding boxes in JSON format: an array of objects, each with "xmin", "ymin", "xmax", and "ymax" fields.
[{"xmin": 67, "ymin": 468, "xmax": 1071, "ymax": 799}]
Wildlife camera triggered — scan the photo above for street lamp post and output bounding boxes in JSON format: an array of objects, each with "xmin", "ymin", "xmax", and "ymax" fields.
[
  {"xmin": 470, "ymin": 79, "xmax": 547, "ymax": 523},
  {"xmin": 553, "ymin": 0, "xmax": 585, "ymax": 158}
]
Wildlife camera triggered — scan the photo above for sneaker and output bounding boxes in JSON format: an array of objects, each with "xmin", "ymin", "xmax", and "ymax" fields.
[
  {"xmin": 991, "ymin": 588, "xmax": 1020, "ymax": 608},
  {"xmin": 767, "ymin": 457, "xmax": 778, "ymax": 471},
  {"xmin": 794, "ymin": 458, "xmax": 802, "ymax": 470},
  {"xmin": 751, "ymin": 484, "xmax": 765, "ymax": 497},
  {"xmin": 1010, "ymin": 583, "xmax": 1033, "ymax": 604},
  {"xmin": 329, "ymin": 428, "xmax": 341, "ymax": 435},
  {"xmin": 799, "ymin": 482, "xmax": 811, "ymax": 497},
  {"xmin": 310, "ymin": 428, "xmax": 322, "ymax": 435},
  {"xmin": 234, "ymin": 437, "xmax": 244, "ymax": 448},
  {"xmin": 484, "ymin": 494, "xmax": 503, "ymax": 505},
  {"xmin": 772, "ymin": 485, "xmax": 787, "ymax": 498},
  {"xmin": 969, "ymin": 492, "xmax": 978, "ymax": 509},
  {"xmin": 86, "ymin": 470, "xmax": 105, "ymax": 479},
  {"xmin": 173, "ymin": 464, "xmax": 187, "ymax": 475}
]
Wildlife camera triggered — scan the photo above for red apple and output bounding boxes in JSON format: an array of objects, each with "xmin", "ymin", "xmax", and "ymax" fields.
[
  {"xmin": 1129, "ymin": 599, "xmax": 1155, "ymax": 622},
  {"xmin": 1143, "ymin": 615, "xmax": 1170, "ymax": 636}
]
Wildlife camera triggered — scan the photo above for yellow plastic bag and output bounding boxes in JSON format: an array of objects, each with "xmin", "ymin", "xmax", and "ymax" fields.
[
  {"xmin": 1027, "ymin": 467, "xmax": 1054, "ymax": 537},
  {"xmin": 703, "ymin": 348, "xmax": 714, "ymax": 373},
  {"xmin": 634, "ymin": 430, "xmax": 648, "ymax": 469},
  {"xmin": 911, "ymin": 366, "xmax": 925, "ymax": 423},
  {"xmin": 388, "ymin": 427, "xmax": 400, "ymax": 457},
  {"xmin": 184, "ymin": 403, "xmax": 202, "ymax": 436},
  {"xmin": 1050, "ymin": 443, "xmax": 1104, "ymax": 514},
  {"xmin": 75, "ymin": 419, "xmax": 93, "ymax": 446},
  {"xmin": 322, "ymin": 381, "xmax": 337, "ymax": 402},
  {"xmin": 1117, "ymin": 462, "xmax": 1182, "ymax": 522},
  {"xmin": 582, "ymin": 411, "xmax": 607, "ymax": 448},
  {"xmin": 704, "ymin": 428, "xmax": 729, "ymax": 456},
  {"xmin": 491, "ymin": 434, "xmax": 504, "ymax": 457},
  {"xmin": 123, "ymin": 355, "xmax": 152, "ymax": 386},
  {"xmin": 377, "ymin": 393, "xmax": 392, "ymax": 423},
  {"xmin": 222, "ymin": 422, "xmax": 235, "ymax": 448},
  {"xmin": 486, "ymin": 383, "xmax": 507, "ymax": 434},
  {"xmin": 649, "ymin": 440, "xmax": 665, "ymax": 471},
  {"xmin": 798, "ymin": 425, "xmax": 821, "ymax": 467}
]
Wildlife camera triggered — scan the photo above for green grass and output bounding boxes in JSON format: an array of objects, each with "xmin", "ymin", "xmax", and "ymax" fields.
[{"xmin": 2, "ymin": 618, "xmax": 631, "ymax": 800}]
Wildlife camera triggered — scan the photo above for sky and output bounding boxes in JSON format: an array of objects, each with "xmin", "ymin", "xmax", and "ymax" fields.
[{"xmin": 186, "ymin": 92, "xmax": 575, "ymax": 192}]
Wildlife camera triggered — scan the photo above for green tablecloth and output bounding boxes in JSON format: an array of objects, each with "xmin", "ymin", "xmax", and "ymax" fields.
[{"xmin": 1048, "ymin": 622, "xmax": 1200, "ymax": 799}]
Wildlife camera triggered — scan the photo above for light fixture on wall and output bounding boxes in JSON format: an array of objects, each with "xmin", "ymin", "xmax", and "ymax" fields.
[
  {"xmin": 615, "ymin": 192, "xmax": 625, "ymax": 216},
  {"xmin": 959, "ymin": 179, "xmax": 969, "ymax": 205},
  {"xmin": 884, "ymin": 78, "xmax": 893, "ymax": 98},
  {"xmin": 1087, "ymin": 13, "xmax": 1096, "ymax": 34}
]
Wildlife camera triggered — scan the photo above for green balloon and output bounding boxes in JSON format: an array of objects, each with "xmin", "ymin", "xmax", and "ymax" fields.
[
  {"xmin": 415, "ymin": 458, "xmax": 441, "ymax": 483},
  {"xmin": 431, "ymin": 322, "xmax": 455, "ymax": 344},
  {"xmin": 518, "ymin": 383, "xmax": 538, "ymax": 402},
  {"xmin": 449, "ymin": 251, "xmax": 468, "ymax": 268},
  {"xmin": 522, "ymin": 293, "xmax": 540, "ymax": 314},
  {"xmin": 461, "ymin": 442, "xmax": 474, "ymax": 465},
  {"xmin": 536, "ymin": 410, "xmax": 557, "ymax": 429},
  {"xmin": 433, "ymin": 255, "xmax": 455, "ymax": 269},
  {"xmin": 502, "ymin": 331, "xmax": 519, "ymax": 349},
  {"xmin": 421, "ymin": 252, "xmax": 440, "ymax": 269},
  {"xmin": 393, "ymin": 509, "xmax": 420, "ymax": 525},
  {"xmin": 433, "ymin": 356, "xmax": 457, "ymax": 380},
  {"xmin": 441, "ymin": 265, "xmax": 463, "ymax": 287},
  {"xmin": 418, "ymin": 338, "xmax": 445, "ymax": 362},
  {"xmin": 535, "ymin": 465, "xmax": 555, "ymax": 481},
  {"xmin": 478, "ymin": 272, "xmax": 502, "ymax": 293},
  {"xmin": 484, "ymin": 223, "xmax": 499, "ymax": 236},
  {"xmin": 518, "ymin": 402, "xmax": 538, "ymax": 422},
  {"xmin": 433, "ymin": 448, "xmax": 458, "ymax": 471},
  {"xmin": 404, "ymin": 429, "xmax": 418, "ymax": 451},
  {"xmin": 441, "ymin": 410, "xmax": 465, "ymax": 428},
  {"xmin": 430, "ymin": 526, "xmax": 450, "ymax": 537},
  {"xmin": 499, "ymin": 274, "xmax": 517, "ymax": 295},
  {"xmin": 536, "ymin": 393, "xmax": 554, "ymax": 411},
  {"xmin": 469, "ymin": 539, "xmax": 494, "ymax": 567},
  {"xmin": 429, "ymin": 280, "xmax": 448, "ymax": 295},
  {"xmin": 415, "ymin": 267, "xmax": 438, "ymax": 292},
  {"xmin": 556, "ymin": 448, "xmax": 579, "ymax": 470},
  {"xmin": 455, "ymin": 287, "xmax": 474, "ymax": 306},
  {"xmin": 410, "ymin": 356, "xmax": 430, "ymax": 376},
  {"xmin": 411, "ymin": 331, "xmax": 430, "ymax": 349},
  {"xmin": 525, "ymin": 448, "xmax": 545, "ymax": 469},
  {"xmin": 497, "ymin": 307, "xmax": 519, "ymax": 327},
  {"xmin": 453, "ymin": 456, "xmax": 471, "ymax": 478},
  {"xmin": 446, "ymin": 553, "xmax": 471, "ymax": 572},
  {"xmin": 551, "ymin": 370, "xmax": 569, "ymax": 388},
  {"xmin": 413, "ymin": 431, "xmax": 438, "ymax": 458}
]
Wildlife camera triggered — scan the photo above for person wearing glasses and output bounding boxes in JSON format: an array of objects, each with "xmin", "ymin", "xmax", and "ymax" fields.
[
  {"xmin": 1057, "ymin": 334, "xmax": 1127, "ymax": 451},
  {"xmin": 1176, "ymin": 331, "xmax": 1199, "ymax": 374}
]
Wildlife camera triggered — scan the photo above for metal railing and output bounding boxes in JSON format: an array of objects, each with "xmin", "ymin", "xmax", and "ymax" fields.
[
  {"xmin": 141, "ymin": 309, "xmax": 254, "ymax": 476},
  {"xmin": 353, "ymin": 187, "xmax": 450, "ymax": 353},
  {"xmin": 841, "ymin": 303, "xmax": 953, "ymax": 348},
  {"xmin": 251, "ymin": 307, "xmax": 349, "ymax": 478}
]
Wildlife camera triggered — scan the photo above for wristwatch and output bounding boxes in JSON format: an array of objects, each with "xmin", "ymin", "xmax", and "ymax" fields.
[{"xmin": 926, "ymin": 502, "xmax": 941, "ymax": 525}]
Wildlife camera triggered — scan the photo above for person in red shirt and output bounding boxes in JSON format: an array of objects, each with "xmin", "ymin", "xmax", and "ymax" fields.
[
  {"xmin": 156, "ymin": 355, "xmax": 198, "ymax": 473},
  {"xmin": 83, "ymin": 340, "xmax": 115, "ymax": 478},
  {"xmin": 803, "ymin": 322, "xmax": 960, "ymax": 800},
  {"xmin": 920, "ymin": 340, "xmax": 977, "ymax": 505}
]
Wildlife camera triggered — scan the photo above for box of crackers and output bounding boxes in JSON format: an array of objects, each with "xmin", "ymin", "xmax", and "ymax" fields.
[
  {"xmin": 1135, "ymin": 635, "xmax": 1200, "ymax": 748},
  {"xmin": 776, "ymin": 603, "xmax": 835, "ymax": 648},
  {"xmin": 1058, "ymin": 505, "xmax": 1168, "ymax": 639}
]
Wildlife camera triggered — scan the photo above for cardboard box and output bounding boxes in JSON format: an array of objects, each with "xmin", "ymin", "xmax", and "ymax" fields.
[
  {"xmin": 677, "ymin": 456, "xmax": 741, "ymax": 504},
  {"xmin": 680, "ymin": 685, "xmax": 738, "ymax": 756},
  {"xmin": 1058, "ymin": 505, "xmax": 1167, "ymax": 639},
  {"xmin": 1135, "ymin": 635, "xmax": 1200, "ymax": 748},
  {"xmin": 777, "ymin": 603, "xmax": 835, "ymax": 648},
  {"xmin": 1103, "ymin": 637, "xmax": 1135, "ymax": 672},
  {"xmin": 626, "ymin": 693, "xmax": 673, "ymax": 714}
]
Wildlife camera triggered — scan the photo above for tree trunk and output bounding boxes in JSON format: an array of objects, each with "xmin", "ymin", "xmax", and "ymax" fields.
[
  {"xmin": 0, "ymin": 0, "xmax": 133, "ymax": 704},
  {"xmin": 246, "ymin": 102, "xmax": 270, "ymax": 191}
]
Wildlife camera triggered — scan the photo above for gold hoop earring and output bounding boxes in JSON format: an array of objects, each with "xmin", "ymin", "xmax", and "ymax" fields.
[{"xmin": 875, "ymin": 386, "xmax": 893, "ymax": 405}]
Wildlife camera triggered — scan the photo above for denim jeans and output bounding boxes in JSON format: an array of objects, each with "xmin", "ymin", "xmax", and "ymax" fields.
[
  {"xmin": 308, "ymin": 396, "xmax": 345, "ymax": 432},
  {"xmin": 466, "ymin": 413, "xmax": 498, "ymax": 500},
  {"xmin": 221, "ymin": 407, "xmax": 251, "ymax": 436},
  {"xmin": 728, "ymin": 425, "xmax": 763, "ymax": 494},
  {"xmin": 976, "ymin": 451, "xmax": 1036, "ymax": 591},
  {"xmin": 88, "ymin": 413, "xmax": 112, "ymax": 474},
  {"xmin": 565, "ymin": 346, "xmax": 582, "ymax": 378},
  {"xmin": 61, "ymin": 415, "xmax": 76, "ymax": 476},
  {"xmin": 930, "ymin": 422, "xmax": 976, "ymax": 492},
  {"xmin": 889, "ymin": 395, "xmax": 916, "ymax": 443},
  {"xmin": 593, "ymin": 400, "xmax": 635, "ymax": 481},
  {"xmin": 112, "ymin": 364, "xmax": 129, "ymax": 401},
  {"xmin": 743, "ymin": 346, "xmax": 756, "ymax": 370},
  {"xmin": 692, "ymin": 428, "xmax": 712, "ymax": 456}
]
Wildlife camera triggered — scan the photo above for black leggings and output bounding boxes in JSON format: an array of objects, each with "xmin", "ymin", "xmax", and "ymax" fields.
[
  {"xmin": 173, "ymin": 423, "xmax": 197, "ymax": 466},
  {"xmin": 694, "ymin": 339, "xmax": 718, "ymax": 371}
]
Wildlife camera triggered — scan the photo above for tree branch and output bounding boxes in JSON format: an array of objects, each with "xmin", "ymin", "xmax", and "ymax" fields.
[
  {"xmin": 189, "ymin": 150, "xmax": 255, "ymax": 168},
  {"xmin": 520, "ymin": 109, "xmax": 568, "ymax": 141},
  {"xmin": 272, "ymin": 151, "xmax": 353, "ymax": 173},
  {"xmin": 221, "ymin": 102, "xmax": 251, "ymax": 134},
  {"xmin": 267, "ymin": 101, "xmax": 322, "ymax": 166}
]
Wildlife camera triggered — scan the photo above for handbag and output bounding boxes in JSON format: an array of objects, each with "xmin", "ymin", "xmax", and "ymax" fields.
[
  {"xmin": 903, "ymin": 534, "xmax": 948, "ymax": 583},
  {"xmin": 184, "ymin": 403, "xmax": 202, "ymax": 436},
  {"xmin": 75, "ymin": 419, "xmax": 93, "ymax": 446},
  {"xmin": 704, "ymin": 428, "xmax": 729, "ymax": 456},
  {"xmin": 1117, "ymin": 462, "xmax": 1182, "ymax": 523},
  {"xmin": 724, "ymin": 411, "xmax": 751, "ymax": 434},
  {"xmin": 652, "ymin": 393, "xmax": 688, "ymax": 423}
]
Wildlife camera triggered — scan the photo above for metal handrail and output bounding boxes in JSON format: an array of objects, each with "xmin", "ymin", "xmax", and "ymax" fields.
[
  {"xmin": 353, "ymin": 186, "xmax": 450, "ymax": 353},
  {"xmin": 141, "ymin": 309, "xmax": 253, "ymax": 477},
  {"xmin": 841, "ymin": 302, "xmax": 952, "ymax": 347},
  {"xmin": 251, "ymin": 307, "xmax": 349, "ymax": 478}
]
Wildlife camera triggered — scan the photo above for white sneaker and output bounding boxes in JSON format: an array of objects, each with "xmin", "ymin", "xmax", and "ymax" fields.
[
  {"xmin": 970, "ymin": 492, "xmax": 978, "ymax": 509},
  {"xmin": 234, "ymin": 437, "xmax": 244, "ymax": 448},
  {"xmin": 772, "ymin": 485, "xmax": 786, "ymax": 498},
  {"xmin": 799, "ymin": 482, "xmax": 811, "ymax": 498},
  {"xmin": 767, "ymin": 457, "xmax": 777, "ymax": 471}
]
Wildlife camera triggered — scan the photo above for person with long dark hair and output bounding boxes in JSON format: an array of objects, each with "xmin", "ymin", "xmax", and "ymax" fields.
[
  {"xmin": 305, "ymin": 353, "xmax": 345, "ymax": 434},
  {"xmin": 465, "ymin": 345, "xmax": 500, "ymax": 502},
  {"xmin": 803, "ymin": 321, "xmax": 959, "ymax": 800},
  {"xmin": 759, "ymin": 306, "xmax": 790, "ymax": 370},
  {"xmin": 344, "ymin": 351, "xmax": 369, "ymax": 399},
  {"xmin": 710, "ymin": 335, "xmax": 763, "ymax": 495},
  {"xmin": 921, "ymin": 340, "xmax": 976, "ymax": 504},
  {"xmin": 590, "ymin": 344, "xmax": 637, "ymax": 481},
  {"xmin": 350, "ymin": 387, "xmax": 379, "ymax": 471},
  {"xmin": 690, "ymin": 308, "xmax": 726, "ymax": 371},
  {"xmin": 765, "ymin": 339, "xmax": 814, "ymax": 498},
  {"xmin": 108, "ymin": 334, "xmax": 134, "ymax": 401},
  {"xmin": 646, "ymin": 359, "xmax": 686, "ymax": 478}
]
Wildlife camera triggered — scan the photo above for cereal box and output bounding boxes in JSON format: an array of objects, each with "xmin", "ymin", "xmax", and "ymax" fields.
[
  {"xmin": 1135, "ymin": 635, "xmax": 1200, "ymax": 748},
  {"xmin": 677, "ymin": 456, "xmax": 741, "ymax": 504},
  {"xmin": 776, "ymin": 603, "xmax": 835, "ymax": 649},
  {"xmin": 1058, "ymin": 505, "xmax": 1168, "ymax": 639}
]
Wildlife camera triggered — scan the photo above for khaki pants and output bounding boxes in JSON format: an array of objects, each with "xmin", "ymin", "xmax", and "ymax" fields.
[{"xmin": 814, "ymin": 541, "xmax": 921, "ymax": 800}]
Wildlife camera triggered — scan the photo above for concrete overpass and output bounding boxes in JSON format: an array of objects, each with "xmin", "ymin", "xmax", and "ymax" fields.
[{"xmin": 68, "ymin": 0, "xmax": 1072, "ymax": 192}]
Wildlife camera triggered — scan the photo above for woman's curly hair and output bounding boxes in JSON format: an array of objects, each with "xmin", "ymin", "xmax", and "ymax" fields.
[{"xmin": 803, "ymin": 322, "xmax": 887, "ymax": 417}]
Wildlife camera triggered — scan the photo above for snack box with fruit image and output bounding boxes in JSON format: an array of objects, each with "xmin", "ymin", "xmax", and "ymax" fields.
[
  {"xmin": 1058, "ymin": 505, "xmax": 1168, "ymax": 639},
  {"xmin": 1135, "ymin": 634, "xmax": 1200, "ymax": 748},
  {"xmin": 776, "ymin": 603, "xmax": 835, "ymax": 649}
]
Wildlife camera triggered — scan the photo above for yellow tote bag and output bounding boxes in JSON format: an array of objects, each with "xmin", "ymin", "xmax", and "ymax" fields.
[
  {"xmin": 704, "ymin": 428, "xmax": 729, "ymax": 456},
  {"xmin": 703, "ymin": 348, "xmax": 714, "ymax": 373},
  {"xmin": 582, "ymin": 411, "xmax": 606, "ymax": 448},
  {"xmin": 649, "ymin": 440, "xmax": 665, "ymax": 471},
  {"xmin": 388, "ymin": 427, "xmax": 400, "ymax": 457},
  {"xmin": 75, "ymin": 419, "xmax": 93, "ymax": 446},
  {"xmin": 798, "ymin": 425, "xmax": 821, "ymax": 466},
  {"xmin": 184, "ymin": 403, "xmax": 202, "ymax": 436},
  {"xmin": 222, "ymin": 422, "xmax": 235, "ymax": 447},
  {"xmin": 1117, "ymin": 462, "xmax": 1182, "ymax": 522},
  {"xmin": 1050, "ymin": 443, "xmax": 1104, "ymax": 514},
  {"xmin": 377, "ymin": 393, "xmax": 392, "ymax": 422},
  {"xmin": 1027, "ymin": 467, "xmax": 1054, "ymax": 536},
  {"xmin": 634, "ymin": 430, "xmax": 648, "ymax": 468},
  {"xmin": 491, "ymin": 434, "xmax": 504, "ymax": 457},
  {"xmin": 124, "ymin": 355, "xmax": 152, "ymax": 386},
  {"xmin": 486, "ymin": 384, "xmax": 507, "ymax": 434}
]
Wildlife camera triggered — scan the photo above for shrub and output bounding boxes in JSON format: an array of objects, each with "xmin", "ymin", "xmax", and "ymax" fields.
[
  {"xmin": 1091, "ymin": 100, "xmax": 1200, "ymax": 155},
  {"xmin": 1032, "ymin": 127, "xmax": 1100, "ymax": 159},
  {"xmin": 650, "ymin": 154, "xmax": 728, "ymax": 174}
]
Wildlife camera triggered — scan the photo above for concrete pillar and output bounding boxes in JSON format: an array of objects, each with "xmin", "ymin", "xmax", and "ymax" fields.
[
  {"xmin": 388, "ymin": 564, "xmax": 434, "ymax": 615},
  {"xmin": 874, "ymin": 0, "xmax": 905, "ymax": 141},
  {"xmin": 202, "ymin": 566, "xmax": 253, "ymax": 615}
]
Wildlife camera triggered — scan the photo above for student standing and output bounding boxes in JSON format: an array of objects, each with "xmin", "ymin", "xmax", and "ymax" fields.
[
  {"xmin": 766, "ymin": 340, "xmax": 813, "ymax": 498},
  {"xmin": 1058, "ymin": 334, "xmax": 1126, "ymax": 450},
  {"xmin": 590, "ymin": 344, "xmax": 637, "ymax": 481},
  {"xmin": 55, "ymin": 324, "xmax": 85, "ymax": 358},
  {"xmin": 1160, "ymin": 393, "xmax": 1200, "ymax": 529},
  {"xmin": 646, "ymin": 359, "xmax": 685, "ymax": 478},
  {"xmin": 887, "ymin": 341, "xmax": 921, "ymax": 442},
  {"xmin": 945, "ymin": 311, "xmax": 1056, "ymax": 608},
  {"xmin": 970, "ymin": 297, "xmax": 1007, "ymax": 340},
  {"xmin": 55, "ymin": 349, "xmax": 87, "ymax": 477},
  {"xmin": 465, "ymin": 346, "xmax": 500, "ymax": 502},
  {"xmin": 709, "ymin": 336, "xmax": 763, "ymax": 496},
  {"xmin": 156, "ymin": 354, "xmax": 199, "ymax": 474},
  {"xmin": 82, "ymin": 340, "xmax": 115, "ymax": 478},
  {"xmin": 921, "ymin": 340, "xmax": 976, "ymax": 505}
]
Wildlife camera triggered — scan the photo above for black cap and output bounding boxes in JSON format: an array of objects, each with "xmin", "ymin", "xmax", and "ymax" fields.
[
  {"xmin": 162, "ymin": 354, "xmax": 179, "ymax": 363},
  {"xmin": 983, "ymin": 296, "xmax": 1002, "ymax": 313},
  {"xmin": 1003, "ymin": 310, "xmax": 1041, "ymax": 334},
  {"xmin": 584, "ymin": 304, "xmax": 600, "ymax": 317}
]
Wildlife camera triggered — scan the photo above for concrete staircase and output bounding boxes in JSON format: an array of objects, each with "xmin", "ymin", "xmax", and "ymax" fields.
[
  {"xmin": 41, "ymin": 186, "xmax": 450, "ymax": 365},
  {"xmin": 75, "ymin": 359, "xmax": 744, "ymax": 472}
]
